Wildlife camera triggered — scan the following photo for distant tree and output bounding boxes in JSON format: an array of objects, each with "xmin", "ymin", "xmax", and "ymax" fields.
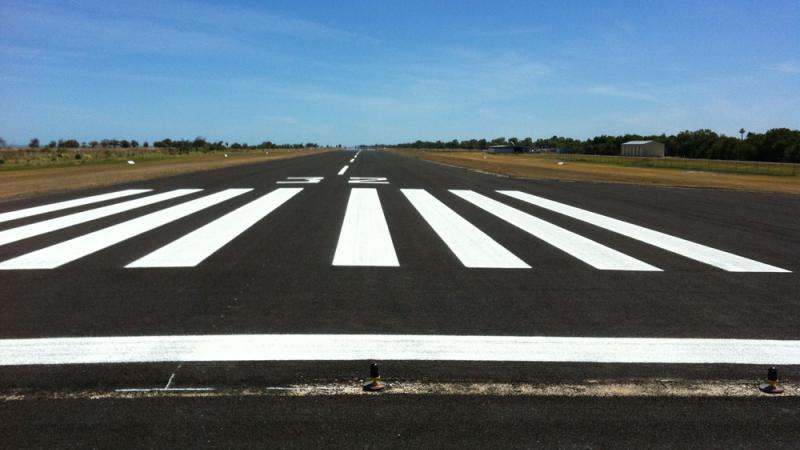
[
  {"xmin": 120, "ymin": 140, "xmax": 131, "ymax": 148},
  {"xmin": 60, "ymin": 139, "xmax": 80, "ymax": 148},
  {"xmin": 142, "ymin": 141, "xmax": 149, "ymax": 148},
  {"xmin": 47, "ymin": 140, "xmax": 57, "ymax": 148},
  {"xmin": 739, "ymin": 128, "xmax": 746, "ymax": 140},
  {"xmin": 0, "ymin": 137, "xmax": 6, "ymax": 147},
  {"xmin": 89, "ymin": 141, "xmax": 99, "ymax": 148},
  {"xmin": 130, "ymin": 140, "xmax": 139, "ymax": 148},
  {"xmin": 28, "ymin": 138, "xmax": 40, "ymax": 148}
]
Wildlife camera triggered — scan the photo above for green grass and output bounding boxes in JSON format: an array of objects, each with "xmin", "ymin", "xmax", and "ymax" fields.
[
  {"xmin": 0, "ymin": 148, "xmax": 266, "ymax": 171},
  {"xmin": 521, "ymin": 153, "xmax": 800, "ymax": 177}
]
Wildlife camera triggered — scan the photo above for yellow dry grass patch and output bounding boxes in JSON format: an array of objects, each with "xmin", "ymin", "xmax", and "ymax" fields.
[
  {"xmin": 393, "ymin": 150, "xmax": 800, "ymax": 195},
  {"xmin": 0, "ymin": 149, "xmax": 330, "ymax": 200}
]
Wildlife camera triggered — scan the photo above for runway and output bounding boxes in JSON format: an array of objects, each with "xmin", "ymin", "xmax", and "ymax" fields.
[{"xmin": 0, "ymin": 149, "xmax": 798, "ymax": 379}]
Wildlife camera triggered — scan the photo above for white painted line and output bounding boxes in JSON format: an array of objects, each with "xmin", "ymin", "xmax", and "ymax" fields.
[
  {"xmin": 349, "ymin": 177, "xmax": 389, "ymax": 184},
  {"xmin": 333, "ymin": 188, "xmax": 399, "ymax": 266},
  {"xmin": 498, "ymin": 190, "xmax": 790, "ymax": 273},
  {"xmin": 401, "ymin": 189, "xmax": 529, "ymax": 268},
  {"xmin": 0, "ymin": 190, "xmax": 201, "ymax": 247},
  {"xmin": 0, "ymin": 189, "xmax": 250, "ymax": 270},
  {"xmin": 2, "ymin": 334, "xmax": 799, "ymax": 365},
  {"xmin": 349, "ymin": 159, "xmax": 355, "ymax": 163},
  {"xmin": 115, "ymin": 387, "xmax": 215, "ymax": 393},
  {"xmin": 452, "ymin": 190, "xmax": 660, "ymax": 271},
  {"xmin": 0, "ymin": 189, "xmax": 151, "ymax": 224},
  {"xmin": 276, "ymin": 177, "xmax": 323, "ymax": 184},
  {"xmin": 337, "ymin": 165, "xmax": 349, "ymax": 176},
  {"xmin": 127, "ymin": 188, "xmax": 301, "ymax": 268}
]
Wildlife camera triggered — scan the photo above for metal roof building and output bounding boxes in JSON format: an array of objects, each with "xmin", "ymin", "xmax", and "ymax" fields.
[{"xmin": 620, "ymin": 140, "xmax": 665, "ymax": 157}]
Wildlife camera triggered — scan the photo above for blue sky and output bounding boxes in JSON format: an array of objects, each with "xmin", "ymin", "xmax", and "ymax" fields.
[{"xmin": 1, "ymin": 0, "xmax": 799, "ymax": 145}]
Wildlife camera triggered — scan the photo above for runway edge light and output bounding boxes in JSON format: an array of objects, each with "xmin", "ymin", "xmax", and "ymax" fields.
[
  {"xmin": 363, "ymin": 363, "xmax": 387, "ymax": 392},
  {"xmin": 759, "ymin": 366, "xmax": 785, "ymax": 394}
]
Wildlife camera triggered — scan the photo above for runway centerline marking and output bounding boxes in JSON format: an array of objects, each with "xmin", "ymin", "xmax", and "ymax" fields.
[
  {"xmin": 0, "ymin": 189, "xmax": 201, "ymax": 247},
  {"xmin": 333, "ymin": 188, "xmax": 399, "ymax": 266},
  {"xmin": 2, "ymin": 334, "xmax": 798, "ymax": 365},
  {"xmin": 127, "ymin": 188, "xmax": 302, "ymax": 268},
  {"xmin": 401, "ymin": 189, "xmax": 529, "ymax": 269},
  {"xmin": 452, "ymin": 190, "xmax": 660, "ymax": 271},
  {"xmin": 0, "ymin": 189, "xmax": 250, "ymax": 270},
  {"xmin": 498, "ymin": 190, "xmax": 790, "ymax": 272},
  {"xmin": 337, "ymin": 165, "xmax": 349, "ymax": 176},
  {"xmin": 0, "ymin": 189, "xmax": 151, "ymax": 224}
]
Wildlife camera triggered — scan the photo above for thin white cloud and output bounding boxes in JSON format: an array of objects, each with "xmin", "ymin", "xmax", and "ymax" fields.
[
  {"xmin": 772, "ymin": 61, "xmax": 800, "ymax": 74},
  {"xmin": 580, "ymin": 85, "xmax": 664, "ymax": 103}
]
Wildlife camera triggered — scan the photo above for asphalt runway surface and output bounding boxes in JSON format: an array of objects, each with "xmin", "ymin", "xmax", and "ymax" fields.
[{"xmin": 1, "ymin": 150, "xmax": 798, "ymax": 446}]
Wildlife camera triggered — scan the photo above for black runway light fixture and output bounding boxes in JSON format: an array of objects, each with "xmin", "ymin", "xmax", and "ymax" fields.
[
  {"xmin": 759, "ymin": 366, "xmax": 785, "ymax": 394},
  {"xmin": 363, "ymin": 362, "xmax": 387, "ymax": 392}
]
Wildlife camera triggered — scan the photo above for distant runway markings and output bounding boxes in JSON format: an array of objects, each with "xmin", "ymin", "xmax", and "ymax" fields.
[
  {"xmin": 349, "ymin": 158, "xmax": 355, "ymax": 163},
  {"xmin": 276, "ymin": 177, "xmax": 323, "ymax": 184},
  {"xmin": 333, "ymin": 188, "xmax": 399, "ymax": 266},
  {"xmin": 349, "ymin": 177, "xmax": 389, "ymax": 184},
  {"xmin": 0, "ymin": 189, "xmax": 250, "ymax": 270},
  {"xmin": 337, "ymin": 165, "xmax": 349, "ymax": 176},
  {"xmin": 0, "ymin": 189, "xmax": 201, "ymax": 247},
  {"xmin": 401, "ymin": 189, "xmax": 529, "ymax": 269},
  {"xmin": 498, "ymin": 190, "xmax": 790, "ymax": 273},
  {"xmin": 452, "ymin": 190, "xmax": 660, "ymax": 271},
  {"xmin": 127, "ymin": 188, "xmax": 302, "ymax": 268},
  {"xmin": 0, "ymin": 189, "xmax": 151, "ymax": 224}
]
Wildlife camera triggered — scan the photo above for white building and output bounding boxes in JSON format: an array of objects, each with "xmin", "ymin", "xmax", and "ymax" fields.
[{"xmin": 620, "ymin": 140, "xmax": 665, "ymax": 157}]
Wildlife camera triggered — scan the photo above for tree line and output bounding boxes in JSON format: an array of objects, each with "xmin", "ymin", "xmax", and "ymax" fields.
[
  {"xmin": 395, "ymin": 128, "xmax": 800, "ymax": 163},
  {"xmin": 14, "ymin": 137, "xmax": 320, "ymax": 152}
]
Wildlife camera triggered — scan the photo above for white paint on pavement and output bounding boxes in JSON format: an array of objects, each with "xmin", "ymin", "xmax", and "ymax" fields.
[
  {"xmin": 337, "ymin": 165, "xmax": 349, "ymax": 176},
  {"xmin": 349, "ymin": 159, "xmax": 355, "ymax": 163},
  {"xmin": 127, "ymin": 188, "xmax": 302, "ymax": 268},
  {"xmin": 276, "ymin": 177, "xmax": 323, "ymax": 184},
  {"xmin": 0, "ymin": 189, "xmax": 151, "ymax": 224},
  {"xmin": 498, "ymin": 190, "xmax": 790, "ymax": 273},
  {"xmin": 452, "ymin": 190, "xmax": 660, "ymax": 271},
  {"xmin": 2, "ymin": 334, "xmax": 799, "ymax": 365},
  {"xmin": 333, "ymin": 188, "xmax": 399, "ymax": 266},
  {"xmin": 349, "ymin": 177, "xmax": 388, "ymax": 184},
  {"xmin": 0, "ymin": 190, "xmax": 201, "ymax": 247},
  {"xmin": 0, "ymin": 189, "xmax": 250, "ymax": 270},
  {"xmin": 401, "ymin": 189, "xmax": 529, "ymax": 268}
]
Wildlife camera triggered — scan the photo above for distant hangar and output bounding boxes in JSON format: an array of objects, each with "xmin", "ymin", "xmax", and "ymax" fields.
[{"xmin": 621, "ymin": 140, "xmax": 665, "ymax": 157}]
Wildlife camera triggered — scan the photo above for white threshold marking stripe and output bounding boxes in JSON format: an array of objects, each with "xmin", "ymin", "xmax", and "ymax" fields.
[
  {"xmin": 333, "ymin": 188, "xmax": 399, "ymax": 266},
  {"xmin": 452, "ymin": 190, "xmax": 659, "ymax": 271},
  {"xmin": 498, "ymin": 190, "xmax": 789, "ymax": 273},
  {"xmin": 0, "ymin": 189, "xmax": 200, "ymax": 247},
  {"xmin": 127, "ymin": 188, "xmax": 301, "ymax": 268},
  {"xmin": 337, "ymin": 165, "xmax": 349, "ymax": 175},
  {"xmin": 1, "ymin": 334, "xmax": 799, "ymax": 365},
  {"xmin": 0, "ymin": 189, "xmax": 151, "ymax": 224},
  {"xmin": 0, "ymin": 189, "xmax": 250, "ymax": 270},
  {"xmin": 349, "ymin": 158, "xmax": 355, "ymax": 163},
  {"xmin": 401, "ymin": 189, "xmax": 529, "ymax": 269}
]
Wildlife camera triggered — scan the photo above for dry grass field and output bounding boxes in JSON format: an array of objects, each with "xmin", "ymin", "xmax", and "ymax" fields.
[
  {"xmin": 0, "ymin": 148, "xmax": 330, "ymax": 200},
  {"xmin": 391, "ymin": 149, "xmax": 800, "ymax": 195}
]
